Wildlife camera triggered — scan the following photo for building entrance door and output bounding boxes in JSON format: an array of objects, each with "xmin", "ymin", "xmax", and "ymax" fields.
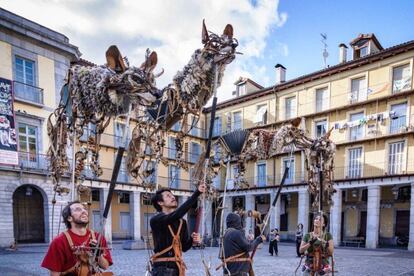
[
  {"xmin": 13, "ymin": 185, "xmax": 45, "ymax": 243},
  {"xmin": 395, "ymin": 210, "xmax": 409, "ymax": 247}
]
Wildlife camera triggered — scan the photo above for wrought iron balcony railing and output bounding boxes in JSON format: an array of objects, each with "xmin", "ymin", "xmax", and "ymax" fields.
[{"xmin": 13, "ymin": 80, "xmax": 44, "ymax": 105}]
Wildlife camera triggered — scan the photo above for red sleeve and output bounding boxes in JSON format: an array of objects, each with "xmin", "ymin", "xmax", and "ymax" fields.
[
  {"xmin": 98, "ymin": 234, "xmax": 113, "ymax": 266},
  {"xmin": 41, "ymin": 236, "xmax": 67, "ymax": 272}
]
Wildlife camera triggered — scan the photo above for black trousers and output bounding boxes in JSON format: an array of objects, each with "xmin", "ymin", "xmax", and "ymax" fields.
[
  {"xmin": 269, "ymin": 240, "xmax": 278, "ymax": 255},
  {"xmin": 152, "ymin": 266, "xmax": 179, "ymax": 276},
  {"xmin": 296, "ymin": 239, "xmax": 302, "ymax": 256}
]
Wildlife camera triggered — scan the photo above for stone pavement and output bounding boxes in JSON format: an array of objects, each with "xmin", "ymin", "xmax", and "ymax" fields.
[{"xmin": 1, "ymin": 243, "xmax": 414, "ymax": 276}]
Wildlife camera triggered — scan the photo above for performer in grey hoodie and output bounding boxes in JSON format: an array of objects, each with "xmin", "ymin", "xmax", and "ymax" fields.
[{"xmin": 218, "ymin": 213, "xmax": 265, "ymax": 276}]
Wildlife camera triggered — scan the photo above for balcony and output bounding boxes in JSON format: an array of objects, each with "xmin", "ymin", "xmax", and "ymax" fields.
[
  {"xmin": 389, "ymin": 116, "xmax": 407, "ymax": 134},
  {"xmin": 13, "ymin": 81, "xmax": 44, "ymax": 105},
  {"xmin": 17, "ymin": 151, "xmax": 48, "ymax": 170}
]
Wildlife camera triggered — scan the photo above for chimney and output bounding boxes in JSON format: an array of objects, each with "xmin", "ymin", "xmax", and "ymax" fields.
[
  {"xmin": 275, "ymin": 64, "xmax": 286, "ymax": 84},
  {"xmin": 339, "ymin": 43, "xmax": 348, "ymax": 63}
]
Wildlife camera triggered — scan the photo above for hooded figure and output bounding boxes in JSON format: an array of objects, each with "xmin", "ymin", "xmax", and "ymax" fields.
[{"xmin": 220, "ymin": 213, "xmax": 265, "ymax": 276}]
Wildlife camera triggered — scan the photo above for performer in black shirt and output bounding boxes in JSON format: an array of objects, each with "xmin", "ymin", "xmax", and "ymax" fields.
[{"xmin": 150, "ymin": 183, "xmax": 206, "ymax": 276}]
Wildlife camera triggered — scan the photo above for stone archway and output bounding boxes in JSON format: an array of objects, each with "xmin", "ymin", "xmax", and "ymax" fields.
[{"xmin": 13, "ymin": 185, "xmax": 45, "ymax": 243}]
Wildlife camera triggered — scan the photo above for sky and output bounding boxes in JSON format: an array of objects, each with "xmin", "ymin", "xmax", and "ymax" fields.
[{"xmin": 1, "ymin": 0, "xmax": 413, "ymax": 104}]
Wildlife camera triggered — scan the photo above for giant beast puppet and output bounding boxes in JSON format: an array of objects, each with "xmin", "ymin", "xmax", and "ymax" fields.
[{"xmin": 47, "ymin": 21, "xmax": 238, "ymax": 198}]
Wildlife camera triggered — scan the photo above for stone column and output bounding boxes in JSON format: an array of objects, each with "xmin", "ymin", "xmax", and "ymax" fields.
[
  {"xmin": 131, "ymin": 191, "xmax": 141, "ymax": 241},
  {"xmin": 330, "ymin": 188, "xmax": 342, "ymax": 246},
  {"xmin": 100, "ymin": 188, "xmax": 112, "ymax": 243},
  {"xmin": 408, "ymin": 183, "xmax": 414, "ymax": 251},
  {"xmin": 270, "ymin": 191, "xmax": 281, "ymax": 231},
  {"xmin": 245, "ymin": 194, "xmax": 255, "ymax": 233},
  {"xmin": 298, "ymin": 190, "xmax": 310, "ymax": 234},
  {"xmin": 366, "ymin": 185, "xmax": 380, "ymax": 249}
]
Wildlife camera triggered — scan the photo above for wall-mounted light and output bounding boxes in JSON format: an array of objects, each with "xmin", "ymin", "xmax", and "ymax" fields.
[
  {"xmin": 391, "ymin": 185, "xmax": 399, "ymax": 200},
  {"xmin": 25, "ymin": 186, "xmax": 33, "ymax": 196},
  {"xmin": 351, "ymin": 189, "xmax": 358, "ymax": 198},
  {"xmin": 286, "ymin": 193, "xmax": 291, "ymax": 203}
]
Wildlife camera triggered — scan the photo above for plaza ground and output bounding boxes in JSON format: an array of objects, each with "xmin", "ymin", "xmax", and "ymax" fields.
[{"xmin": 1, "ymin": 242, "xmax": 414, "ymax": 276}]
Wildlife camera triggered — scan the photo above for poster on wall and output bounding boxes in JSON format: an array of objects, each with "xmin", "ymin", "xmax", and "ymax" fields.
[{"xmin": 0, "ymin": 78, "xmax": 18, "ymax": 165}]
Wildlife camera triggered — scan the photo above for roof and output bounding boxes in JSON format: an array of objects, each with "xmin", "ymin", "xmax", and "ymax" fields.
[
  {"xmin": 73, "ymin": 58, "xmax": 97, "ymax": 67},
  {"xmin": 204, "ymin": 39, "xmax": 414, "ymax": 112},
  {"xmin": 350, "ymin": 33, "xmax": 383, "ymax": 50}
]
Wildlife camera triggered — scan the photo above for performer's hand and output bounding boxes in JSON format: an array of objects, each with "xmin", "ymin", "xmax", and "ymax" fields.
[
  {"xmin": 260, "ymin": 235, "xmax": 266, "ymax": 242},
  {"xmin": 198, "ymin": 182, "xmax": 207, "ymax": 193},
  {"xmin": 191, "ymin": 232, "xmax": 201, "ymax": 244}
]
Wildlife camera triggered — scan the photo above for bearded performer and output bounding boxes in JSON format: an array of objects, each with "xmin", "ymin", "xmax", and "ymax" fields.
[{"xmin": 41, "ymin": 201, "xmax": 113, "ymax": 275}]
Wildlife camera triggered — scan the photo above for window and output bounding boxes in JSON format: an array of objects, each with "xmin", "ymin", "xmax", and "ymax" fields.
[
  {"xmin": 282, "ymin": 157, "xmax": 295, "ymax": 184},
  {"xmin": 80, "ymin": 123, "xmax": 97, "ymax": 141},
  {"xmin": 359, "ymin": 46, "xmax": 368, "ymax": 57},
  {"xmin": 18, "ymin": 123, "xmax": 38, "ymax": 168},
  {"xmin": 315, "ymin": 87, "xmax": 328, "ymax": 112},
  {"xmin": 213, "ymin": 116, "xmax": 222, "ymax": 137},
  {"xmin": 119, "ymin": 212, "xmax": 131, "ymax": 234},
  {"xmin": 255, "ymin": 104, "xmax": 267, "ymax": 125},
  {"xmin": 347, "ymin": 147, "xmax": 362, "ymax": 178},
  {"xmin": 350, "ymin": 77, "xmax": 367, "ymax": 103},
  {"xmin": 349, "ymin": 112, "xmax": 364, "ymax": 140},
  {"xmin": 388, "ymin": 141, "xmax": 405, "ymax": 174},
  {"xmin": 114, "ymin": 122, "xmax": 125, "ymax": 147},
  {"xmin": 15, "ymin": 57, "xmax": 35, "ymax": 86},
  {"xmin": 232, "ymin": 111, "xmax": 242, "ymax": 131},
  {"xmin": 213, "ymin": 173, "xmax": 221, "ymax": 189},
  {"xmin": 189, "ymin": 115, "xmax": 199, "ymax": 136},
  {"xmin": 213, "ymin": 143, "xmax": 221, "ymax": 163},
  {"xmin": 237, "ymin": 84, "xmax": 246, "ymax": 96},
  {"xmin": 393, "ymin": 64, "xmax": 411, "ymax": 93},
  {"xmin": 256, "ymin": 162, "xmax": 266, "ymax": 187},
  {"xmin": 315, "ymin": 119, "xmax": 327, "ymax": 138},
  {"xmin": 143, "ymin": 160, "xmax": 157, "ymax": 184},
  {"xmin": 119, "ymin": 192, "xmax": 130, "ymax": 203},
  {"xmin": 117, "ymin": 157, "xmax": 129, "ymax": 183},
  {"xmin": 142, "ymin": 193, "xmax": 152, "ymax": 205},
  {"xmin": 168, "ymin": 136, "xmax": 176, "ymax": 159},
  {"xmin": 169, "ymin": 165, "xmax": 180, "ymax": 188},
  {"xmin": 91, "ymin": 189, "xmax": 100, "ymax": 202},
  {"xmin": 390, "ymin": 102, "xmax": 407, "ymax": 134},
  {"xmin": 190, "ymin": 142, "xmax": 201, "ymax": 163},
  {"xmin": 285, "ymin": 96, "xmax": 296, "ymax": 119},
  {"xmin": 172, "ymin": 121, "xmax": 181, "ymax": 132},
  {"xmin": 14, "ymin": 56, "xmax": 43, "ymax": 104}
]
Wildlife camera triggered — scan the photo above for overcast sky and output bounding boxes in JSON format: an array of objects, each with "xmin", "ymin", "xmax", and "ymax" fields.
[
  {"xmin": 1, "ymin": 0, "xmax": 413, "ymax": 104},
  {"xmin": 1, "ymin": 0, "xmax": 287, "ymax": 103}
]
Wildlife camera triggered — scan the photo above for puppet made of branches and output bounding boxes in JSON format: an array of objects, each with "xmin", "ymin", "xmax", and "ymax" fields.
[
  {"xmin": 127, "ymin": 21, "xmax": 238, "ymax": 189},
  {"xmin": 48, "ymin": 44, "xmax": 164, "ymax": 196},
  {"xmin": 236, "ymin": 118, "xmax": 336, "ymax": 206}
]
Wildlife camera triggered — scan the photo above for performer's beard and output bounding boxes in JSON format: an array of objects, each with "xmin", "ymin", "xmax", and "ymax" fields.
[{"xmin": 73, "ymin": 217, "xmax": 88, "ymax": 227}]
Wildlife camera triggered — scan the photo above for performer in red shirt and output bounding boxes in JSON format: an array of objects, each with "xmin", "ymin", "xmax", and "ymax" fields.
[{"xmin": 41, "ymin": 201, "xmax": 113, "ymax": 275}]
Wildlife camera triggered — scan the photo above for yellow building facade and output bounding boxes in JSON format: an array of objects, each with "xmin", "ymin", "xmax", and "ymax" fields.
[{"xmin": 205, "ymin": 34, "xmax": 414, "ymax": 249}]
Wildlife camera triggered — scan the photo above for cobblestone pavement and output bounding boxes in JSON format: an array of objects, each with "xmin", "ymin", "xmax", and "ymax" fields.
[{"xmin": 1, "ymin": 243, "xmax": 414, "ymax": 276}]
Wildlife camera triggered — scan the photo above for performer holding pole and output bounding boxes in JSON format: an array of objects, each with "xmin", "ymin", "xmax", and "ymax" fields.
[{"xmin": 150, "ymin": 182, "xmax": 206, "ymax": 276}]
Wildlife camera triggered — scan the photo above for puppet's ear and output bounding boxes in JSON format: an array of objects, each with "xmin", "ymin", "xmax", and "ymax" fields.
[
  {"xmin": 202, "ymin": 19, "xmax": 209, "ymax": 44},
  {"xmin": 223, "ymin": 24, "xmax": 233, "ymax": 39},
  {"xmin": 106, "ymin": 45, "xmax": 127, "ymax": 72}
]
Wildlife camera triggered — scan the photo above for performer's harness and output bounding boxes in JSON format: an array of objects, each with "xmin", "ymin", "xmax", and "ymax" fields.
[
  {"xmin": 150, "ymin": 219, "xmax": 187, "ymax": 276},
  {"xmin": 215, "ymin": 228, "xmax": 254, "ymax": 276},
  {"xmin": 61, "ymin": 230, "xmax": 113, "ymax": 276},
  {"xmin": 295, "ymin": 233, "xmax": 334, "ymax": 276}
]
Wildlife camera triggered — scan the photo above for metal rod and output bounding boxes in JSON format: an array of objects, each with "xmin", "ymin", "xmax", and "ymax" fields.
[
  {"xmin": 196, "ymin": 65, "xmax": 219, "ymax": 240},
  {"xmin": 71, "ymin": 129, "xmax": 77, "ymax": 201}
]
